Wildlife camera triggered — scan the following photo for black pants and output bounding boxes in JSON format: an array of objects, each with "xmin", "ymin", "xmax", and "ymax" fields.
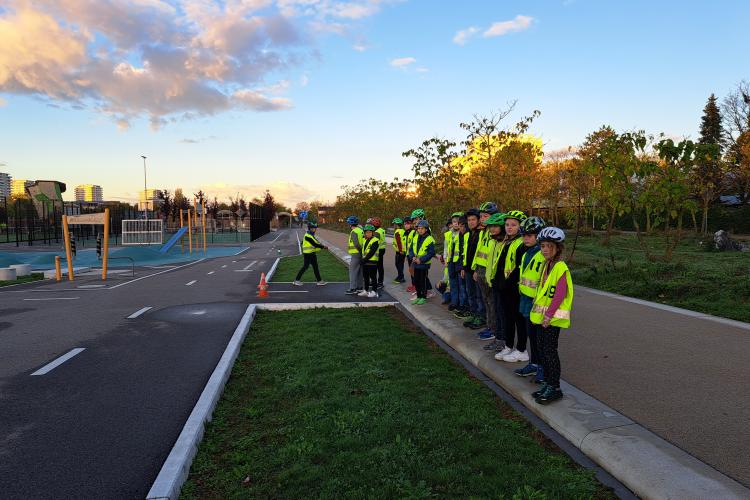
[
  {"xmin": 500, "ymin": 289, "xmax": 526, "ymax": 351},
  {"xmin": 295, "ymin": 253, "xmax": 321, "ymax": 281},
  {"xmin": 526, "ymin": 318, "xmax": 542, "ymax": 365},
  {"xmin": 540, "ymin": 326, "xmax": 561, "ymax": 387},
  {"xmin": 394, "ymin": 252, "xmax": 406, "ymax": 281},
  {"xmin": 414, "ymin": 267, "xmax": 429, "ymax": 298},
  {"xmin": 363, "ymin": 264, "xmax": 378, "ymax": 291},
  {"xmin": 377, "ymin": 250, "xmax": 385, "ymax": 286}
]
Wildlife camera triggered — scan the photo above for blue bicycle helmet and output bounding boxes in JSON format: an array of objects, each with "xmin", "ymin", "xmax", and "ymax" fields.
[{"xmin": 346, "ymin": 215, "xmax": 359, "ymax": 225}]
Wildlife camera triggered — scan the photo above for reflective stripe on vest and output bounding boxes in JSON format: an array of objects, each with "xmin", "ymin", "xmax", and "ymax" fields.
[
  {"xmin": 393, "ymin": 228, "xmax": 405, "ymax": 252},
  {"xmin": 444, "ymin": 231, "xmax": 453, "ymax": 261},
  {"xmin": 363, "ymin": 237, "xmax": 380, "ymax": 262},
  {"xmin": 462, "ymin": 232, "xmax": 470, "ymax": 267},
  {"xmin": 406, "ymin": 230, "xmax": 415, "ymax": 255},
  {"xmin": 473, "ymin": 229, "xmax": 491, "ymax": 267},
  {"xmin": 452, "ymin": 231, "xmax": 463, "ymax": 263},
  {"xmin": 302, "ymin": 232, "xmax": 322, "ymax": 254},
  {"xmin": 503, "ymin": 237, "xmax": 524, "ymax": 279},
  {"xmin": 519, "ymin": 250, "xmax": 545, "ymax": 297},
  {"xmin": 529, "ymin": 261, "xmax": 574, "ymax": 328},
  {"xmin": 376, "ymin": 227, "xmax": 386, "ymax": 253},
  {"xmin": 348, "ymin": 227, "xmax": 364, "ymax": 254}
]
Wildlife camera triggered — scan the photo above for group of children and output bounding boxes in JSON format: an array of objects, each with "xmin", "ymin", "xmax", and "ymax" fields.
[{"xmin": 346, "ymin": 205, "xmax": 574, "ymax": 404}]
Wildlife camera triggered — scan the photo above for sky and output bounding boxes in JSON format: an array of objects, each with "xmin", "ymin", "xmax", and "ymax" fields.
[{"xmin": 1, "ymin": 0, "xmax": 749, "ymax": 207}]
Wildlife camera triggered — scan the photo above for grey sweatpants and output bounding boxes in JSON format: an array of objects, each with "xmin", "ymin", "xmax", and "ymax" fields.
[
  {"xmin": 349, "ymin": 254, "xmax": 364, "ymax": 290},
  {"xmin": 475, "ymin": 265, "xmax": 496, "ymax": 332}
]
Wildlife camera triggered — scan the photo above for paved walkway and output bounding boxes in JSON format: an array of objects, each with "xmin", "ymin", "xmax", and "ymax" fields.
[{"xmin": 318, "ymin": 228, "xmax": 750, "ymax": 489}]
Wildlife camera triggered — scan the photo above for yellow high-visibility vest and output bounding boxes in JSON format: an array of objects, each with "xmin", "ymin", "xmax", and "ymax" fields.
[
  {"xmin": 376, "ymin": 227, "xmax": 386, "ymax": 254},
  {"xmin": 393, "ymin": 228, "xmax": 405, "ymax": 252},
  {"xmin": 363, "ymin": 237, "xmax": 380, "ymax": 262},
  {"xmin": 519, "ymin": 249, "xmax": 545, "ymax": 297},
  {"xmin": 503, "ymin": 237, "xmax": 524, "ymax": 279},
  {"xmin": 530, "ymin": 261, "xmax": 574, "ymax": 329},
  {"xmin": 348, "ymin": 227, "xmax": 364, "ymax": 255},
  {"xmin": 302, "ymin": 232, "xmax": 322, "ymax": 254},
  {"xmin": 472, "ymin": 229, "xmax": 491, "ymax": 269},
  {"xmin": 444, "ymin": 230, "xmax": 453, "ymax": 261}
]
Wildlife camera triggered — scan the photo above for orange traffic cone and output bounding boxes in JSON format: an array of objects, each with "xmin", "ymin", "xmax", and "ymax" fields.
[{"xmin": 257, "ymin": 272, "xmax": 269, "ymax": 298}]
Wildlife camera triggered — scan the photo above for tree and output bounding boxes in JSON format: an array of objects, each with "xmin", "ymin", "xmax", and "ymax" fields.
[
  {"xmin": 262, "ymin": 190, "xmax": 276, "ymax": 222},
  {"xmin": 158, "ymin": 189, "xmax": 172, "ymax": 221},
  {"xmin": 693, "ymin": 94, "xmax": 726, "ymax": 234},
  {"xmin": 295, "ymin": 201, "xmax": 311, "ymax": 215},
  {"xmin": 722, "ymin": 81, "xmax": 750, "ymax": 202}
]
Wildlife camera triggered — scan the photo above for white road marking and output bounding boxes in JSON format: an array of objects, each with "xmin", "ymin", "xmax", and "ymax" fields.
[
  {"xmin": 234, "ymin": 270, "xmax": 255, "ymax": 272},
  {"xmin": 207, "ymin": 271, "xmax": 215, "ymax": 275},
  {"xmin": 127, "ymin": 306, "xmax": 152, "ymax": 319},
  {"xmin": 266, "ymin": 257, "xmax": 281, "ymax": 281},
  {"xmin": 78, "ymin": 284, "xmax": 106, "ymax": 289},
  {"xmin": 185, "ymin": 280, "xmax": 197, "ymax": 286},
  {"xmin": 232, "ymin": 260, "xmax": 237, "ymax": 263},
  {"xmin": 267, "ymin": 290, "xmax": 309, "ymax": 293},
  {"xmin": 243, "ymin": 260, "xmax": 257, "ymax": 270},
  {"xmin": 30, "ymin": 348, "xmax": 86, "ymax": 376},
  {"xmin": 190, "ymin": 310, "xmax": 206, "ymax": 315},
  {"xmin": 233, "ymin": 247, "xmax": 250, "ymax": 256},
  {"xmin": 271, "ymin": 232, "xmax": 282, "ymax": 242},
  {"xmin": 24, "ymin": 297, "xmax": 80, "ymax": 301},
  {"xmin": 221, "ymin": 265, "xmax": 227, "ymax": 268},
  {"xmin": 108, "ymin": 259, "xmax": 206, "ymax": 290}
]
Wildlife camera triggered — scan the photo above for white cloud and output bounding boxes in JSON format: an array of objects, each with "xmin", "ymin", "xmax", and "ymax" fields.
[
  {"xmin": 0, "ymin": 0, "xmax": 395, "ymax": 129},
  {"xmin": 300, "ymin": 74, "xmax": 310, "ymax": 86},
  {"xmin": 453, "ymin": 26, "xmax": 478, "ymax": 46},
  {"xmin": 390, "ymin": 57, "xmax": 416, "ymax": 68},
  {"xmin": 204, "ymin": 181, "xmax": 315, "ymax": 207},
  {"xmin": 353, "ymin": 42, "xmax": 369, "ymax": 52},
  {"xmin": 484, "ymin": 15, "xmax": 534, "ymax": 38}
]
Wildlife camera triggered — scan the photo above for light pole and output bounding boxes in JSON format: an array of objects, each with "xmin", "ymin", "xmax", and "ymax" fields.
[{"xmin": 141, "ymin": 155, "xmax": 148, "ymax": 220}]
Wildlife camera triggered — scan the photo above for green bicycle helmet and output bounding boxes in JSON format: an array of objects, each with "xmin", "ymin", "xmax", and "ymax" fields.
[
  {"xmin": 485, "ymin": 212, "xmax": 507, "ymax": 226},
  {"xmin": 392, "ymin": 217, "xmax": 404, "ymax": 225},
  {"xmin": 505, "ymin": 210, "xmax": 527, "ymax": 223},
  {"xmin": 363, "ymin": 224, "xmax": 376, "ymax": 231},
  {"xmin": 451, "ymin": 211, "xmax": 464, "ymax": 218},
  {"xmin": 411, "ymin": 208, "xmax": 425, "ymax": 219},
  {"xmin": 479, "ymin": 202, "xmax": 498, "ymax": 214}
]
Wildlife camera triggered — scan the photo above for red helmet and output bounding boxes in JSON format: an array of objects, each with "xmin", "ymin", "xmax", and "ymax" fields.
[{"xmin": 371, "ymin": 217, "xmax": 382, "ymax": 227}]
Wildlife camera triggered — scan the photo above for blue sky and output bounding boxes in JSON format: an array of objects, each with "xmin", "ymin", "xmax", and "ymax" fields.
[{"xmin": 1, "ymin": 0, "xmax": 748, "ymax": 206}]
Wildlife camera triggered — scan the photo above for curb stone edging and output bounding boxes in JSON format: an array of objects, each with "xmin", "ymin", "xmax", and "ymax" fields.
[{"xmin": 316, "ymin": 234, "xmax": 750, "ymax": 500}]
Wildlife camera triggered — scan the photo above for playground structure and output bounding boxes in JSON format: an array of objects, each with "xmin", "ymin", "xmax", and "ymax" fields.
[{"xmin": 59, "ymin": 208, "xmax": 110, "ymax": 281}]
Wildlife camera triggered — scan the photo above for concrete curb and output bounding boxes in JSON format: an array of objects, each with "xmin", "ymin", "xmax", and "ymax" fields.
[
  {"xmin": 146, "ymin": 304, "xmax": 257, "ymax": 500},
  {"xmin": 257, "ymin": 301, "xmax": 398, "ymax": 311},
  {"xmin": 317, "ymin": 234, "xmax": 750, "ymax": 500},
  {"xmin": 42, "ymin": 266, "xmax": 90, "ymax": 279},
  {"xmin": 266, "ymin": 257, "xmax": 281, "ymax": 281}
]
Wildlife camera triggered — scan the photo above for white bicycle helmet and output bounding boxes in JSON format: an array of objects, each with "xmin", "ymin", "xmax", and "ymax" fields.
[{"xmin": 537, "ymin": 226, "xmax": 565, "ymax": 243}]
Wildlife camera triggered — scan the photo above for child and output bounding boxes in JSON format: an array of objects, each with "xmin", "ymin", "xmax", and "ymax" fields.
[
  {"xmin": 345, "ymin": 215, "xmax": 364, "ymax": 295},
  {"xmin": 471, "ymin": 202, "xmax": 499, "ymax": 336},
  {"xmin": 494, "ymin": 210, "xmax": 529, "ymax": 362},
  {"xmin": 409, "ymin": 220, "xmax": 435, "ymax": 305},
  {"xmin": 453, "ymin": 215, "xmax": 470, "ymax": 317},
  {"xmin": 409, "ymin": 209, "xmax": 434, "ymax": 298},
  {"xmin": 293, "ymin": 221, "xmax": 328, "ymax": 286},
  {"xmin": 372, "ymin": 217, "xmax": 386, "ymax": 289},
  {"xmin": 513, "ymin": 217, "xmax": 547, "ymax": 383},
  {"xmin": 441, "ymin": 216, "xmax": 454, "ymax": 305},
  {"xmin": 391, "ymin": 217, "xmax": 407, "ymax": 283},
  {"xmin": 444, "ymin": 212, "xmax": 463, "ymax": 309},
  {"xmin": 461, "ymin": 208, "xmax": 485, "ymax": 328},
  {"xmin": 530, "ymin": 227, "xmax": 574, "ymax": 404},
  {"xmin": 358, "ymin": 224, "xmax": 380, "ymax": 298},
  {"xmin": 479, "ymin": 212, "xmax": 505, "ymax": 346}
]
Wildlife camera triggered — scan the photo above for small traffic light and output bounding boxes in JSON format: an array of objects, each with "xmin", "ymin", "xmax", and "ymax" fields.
[
  {"xmin": 96, "ymin": 235, "xmax": 102, "ymax": 259},
  {"xmin": 70, "ymin": 238, "xmax": 77, "ymax": 257}
]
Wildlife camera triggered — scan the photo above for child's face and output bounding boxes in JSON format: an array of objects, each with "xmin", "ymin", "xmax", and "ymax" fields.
[
  {"xmin": 310, "ymin": 227, "xmax": 317, "ymax": 233},
  {"xmin": 459, "ymin": 222, "xmax": 467, "ymax": 233},
  {"xmin": 451, "ymin": 217, "xmax": 460, "ymax": 230},
  {"xmin": 417, "ymin": 226, "xmax": 427, "ymax": 235},
  {"xmin": 523, "ymin": 233, "xmax": 537, "ymax": 247},
  {"xmin": 404, "ymin": 221, "xmax": 411, "ymax": 230},
  {"xmin": 505, "ymin": 219, "xmax": 520, "ymax": 236},
  {"xmin": 488, "ymin": 225, "xmax": 501, "ymax": 236},
  {"xmin": 479, "ymin": 213, "xmax": 489, "ymax": 226},
  {"xmin": 365, "ymin": 230, "xmax": 373, "ymax": 238},
  {"xmin": 467, "ymin": 215, "xmax": 479, "ymax": 229},
  {"xmin": 541, "ymin": 241, "xmax": 557, "ymax": 260}
]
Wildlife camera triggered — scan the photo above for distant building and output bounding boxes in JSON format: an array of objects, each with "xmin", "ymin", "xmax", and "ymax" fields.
[
  {"xmin": 0, "ymin": 172, "xmax": 10, "ymax": 200},
  {"xmin": 74, "ymin": 184, "xmax": 104, "ymax": 203},
  {"xmin": 139, "ymin": 188, "xmax": 163, "ymax": 211},
  {"xmin": 317, "ymin": 205, "xmax": 334, "ymax": 224},
  {"xmin": 11, "ymin": 179, "xmax": 33, "ymax": 197}
]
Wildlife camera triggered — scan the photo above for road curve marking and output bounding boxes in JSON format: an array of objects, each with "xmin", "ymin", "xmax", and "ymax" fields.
[
  {"xmin": 30, "ymin": 348, "xmax": 86, "ymax": 376},
  {"xmin": 127, "ymin": 306, "xmax": 153, "ymax": 319},
  {"xmin": 185, "ymin": 280, "xmax": 197, "ymax": 286}
]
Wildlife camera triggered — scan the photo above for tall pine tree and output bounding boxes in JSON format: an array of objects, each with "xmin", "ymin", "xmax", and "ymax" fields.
[{"xmin": 694, "ymin": 94, "xmax": 726, "ymax": 234}]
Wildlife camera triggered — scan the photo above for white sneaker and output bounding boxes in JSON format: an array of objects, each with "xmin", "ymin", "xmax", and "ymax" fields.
[
  {"xmin": 502, "ymin": 349, "xmax": 529, "ymax": 363},
  {"xmin": 292, "ymin": 280, "xmax": 303, "ymax": 286},
  {"xmin": 410, "ymin": 291, "xmax": 417, "ymax": 298},
  {"xmin": 357, "ymin": 290, "xmax": 369, "ymax": 297},
  {"xmin": 368, "ymin": 291, "xmax": 378, "ymax": 298},
  {"xmin": 497, "ymin": 346, "xmax": 513, "ymax": 357},
  {"xmin": 426, "ymin": 290, "xmax": 436, "ymax": 298},
  {"xmin": 317, "ymin": 281, "xmax": 327, "ymax": 286}
]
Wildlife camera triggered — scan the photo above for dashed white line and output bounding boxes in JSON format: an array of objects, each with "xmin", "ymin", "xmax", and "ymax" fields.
[
  {"xmin": 24, "ymin": 297, "xmax": 80, "ymax": 301},
  {"xmin": 30, "ymin": 348, "xmax": 86, "ymax": 376},
  {"xmin": 221, "ymin": 265, "xmax": 227, "ymax": 268},
  {"xmin": 207, "ymin": 271, "xmax": 215, "ymax": 275},
  {"xmin": 295, "ymin": 230, "xmax": 301, "ymax": 255},
  {"xmin": 127, "ymin": 306, "xmax": 153, "ymax": 319},
  {"xmin": 108, "ymin": 259, "xmax": 206, "ymax": 290},
  {"xmin": 185, "ymin": 280, "xmax": 197, "ymax": 286},
  {"xmin": 271, "ymin": 232, "xmax": 282, "ymax": 242},
  {"xmin": 243, "ymin": 260, "xmax": 257, "ymax": 270},
  {"xmin": 267, "ymin": 290, "xmax": 309, "ymax": 293}
]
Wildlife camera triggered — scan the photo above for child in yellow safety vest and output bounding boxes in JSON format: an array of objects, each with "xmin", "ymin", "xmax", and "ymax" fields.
[
  {"xmin": 530, "ymin": 226, "xmax": 574, "ymax": 405},
  {"xmin": 293, "ymin": 221, "xmax": 328, "ymax": 286},
  {"xmin": 512, "ymin": 216, "xmax": 547, "ymax": 383},
  {"xmin": 409, "ymin": 220, "xmax": 436, "ymax": 305},
  {"xmin": 358, "ymin": 224, "xmax": 380, "ymax": 299},
  {"xmin": 391, "ymin": 218, "xmax": 407, "ymax": 283},
  {"xmin": 371, "ymin": 217, "xmax": 386, "ymax": 289}
]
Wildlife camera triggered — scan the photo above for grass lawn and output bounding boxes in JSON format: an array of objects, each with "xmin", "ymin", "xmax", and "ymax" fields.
[
  {"xmin": 271, "ymin": 250, "xmax": 349, "ymax": 282},
  {"xmin": 0, "ymin": 272, "xmax": 44, "ymax": 287},
  {"xmin": 181, "ymin": 308, "xmax": 611, "ymax": 499},
  {"xmin": 567, "ymin": 233, "xmax": 750, "ymax": 323}
]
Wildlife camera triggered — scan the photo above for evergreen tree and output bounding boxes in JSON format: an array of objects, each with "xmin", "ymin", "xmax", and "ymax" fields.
[
  {"xmin": 694, "ymin": 94, "xmax": 726, "ymax": 234},
  {"xmin": 699, "ymin": 94, "xmax": 724, "ymax": 150}
]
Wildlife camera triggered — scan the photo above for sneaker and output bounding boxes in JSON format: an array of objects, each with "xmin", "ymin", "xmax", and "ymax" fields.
[
  {"xmin": 411, "ymin": 297, "xmax": 421, "ymax": 305},
  {"xmin": 357, "ymin": 290, "xmax": 369, "ymax": 297},
  {"xmin": 532, "ymin": 383, "xmax": 549, "ymax": 399},
  {"xmin": 316, "ymin": 281, "xmax": 327, "ymax": 286},
  {"xmin": 536, "ymin": 386, "xmax": 563, "ymax": 404},
  {"xmin": 463, "ymin": 315, "xmax": 477, "ymax": 327},
  {"xmin": 514, "ymin": 364, "xmax": 538, "ymax": 377},
  {"xmin": 468, "ymin": 317, "xmax": 485, "ymax": 330},
  {"xmin": 292, "ymin": 280, "xmax": 303, "ymax": 286},
  {"xmin": 345, "ymin": 288, "xmax": 358, "ymax": 295},
  {"xmin": 416, "ymin": 298, "xmax": 427, "ymax": 305},
  {"xmin": 426, "ymin": 290, "xmax": 436, "ymax": 299},
  {"xmin": 475, "ymin": 328, "xmax": 492, "ymax": 337},
  {"xmin": 368, "ymin": 291, "xmax": 378, "ymax": 298},
  {"xmin": 533, "ymin": 366, "xmax": 545, "ymax": 384},
  {"xmin": 448, "ymin": 304, "xmax": 457, "ymax": 311},
  {"xmin": 406, "ymin": 285, "xmax": 416, "ymax": 293},
  {"xmin": 377, "ymin": 283, "xmax": 384, "ymax": 290},
  {"xmin": 454, "ymin": 309, "xmax": 471, "ymax": 319},
  {"xmin": 477, "ymin": 330, "xmax": 495, "ymax": 341},
  {"xmin": 392, "ymin": 278, "xmax": 402, "ymax": 284},
  {"xmin": 502, "ymin": 349, "xmax": 529, "ymax": 363},
  {"xmin": 496, "ymin": 346, "xmax": 513, "ymax": 357},
  {"xmin": 483, "ymin": 340, "xmax": 504, "ymax": 351}
]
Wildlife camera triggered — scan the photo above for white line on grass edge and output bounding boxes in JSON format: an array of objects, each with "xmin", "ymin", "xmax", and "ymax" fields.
[
  {"xmin": 146, "ymin": 301, "xmax": 398, "ymax": 500},
  {"xmin": 266, "ymin": 257, "xmax": 280, "ymax": 281}
]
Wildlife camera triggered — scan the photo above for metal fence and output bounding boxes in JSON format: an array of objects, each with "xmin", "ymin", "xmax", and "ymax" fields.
[{"xmin": 122, "ymin": 219, "xmax": 164, "ymax": 245}]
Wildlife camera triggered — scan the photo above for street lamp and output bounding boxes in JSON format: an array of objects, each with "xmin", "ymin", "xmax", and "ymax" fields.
[{"xmin": 141, "ymin": 155, "xmax": 148, "ymax": 220}]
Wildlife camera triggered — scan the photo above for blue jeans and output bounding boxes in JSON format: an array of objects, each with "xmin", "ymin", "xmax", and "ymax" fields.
[
  {"xmin": 464, "ymin": 271, "xmax": 484, "ymax": 317},
  {"xmin": 448, "ymin": 262, "xmax": 466, "ymax": 307}
]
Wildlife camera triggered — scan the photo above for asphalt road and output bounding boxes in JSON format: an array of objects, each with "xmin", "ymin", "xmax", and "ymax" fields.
[{"xmin": 0, "ymin": 229, "xmax": 391, "ymax": 499}]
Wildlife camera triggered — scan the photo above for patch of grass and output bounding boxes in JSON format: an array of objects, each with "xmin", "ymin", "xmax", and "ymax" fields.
[
  {"xmin": 181, "ymin": 308, "xmax": 611, "ymax": 499},
  {"xmin": 271, "ymin": 250, "xmax": 348, "ymax": 282},
  {"xmin": 568, "ymin": 234, "xmax": 750, "ymax": 322},
  {"xmin": 0, "ymin": 272, "xmax": 44, "ymax": 287}
]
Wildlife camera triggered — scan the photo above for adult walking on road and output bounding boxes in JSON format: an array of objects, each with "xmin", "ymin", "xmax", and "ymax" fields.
[
  {"xmin": 345, "ymin": 216, "xmax": 365, "ymax": 295},
  {"xmin": 293, "ymin": 222, "xmax": 328, "ymax": 286}
]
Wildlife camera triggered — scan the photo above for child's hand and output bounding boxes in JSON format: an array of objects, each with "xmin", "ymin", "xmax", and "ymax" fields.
[
  {"xmin": 414, "ymin": 258, "xmax": 421, "ymax": 264},
  {"xmin": 542, "ymin": 317, "xmax": 551, "ymax": 328}
]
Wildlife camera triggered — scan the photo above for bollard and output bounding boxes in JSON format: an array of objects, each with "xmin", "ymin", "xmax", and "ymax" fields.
[{"xmin": 55, "ymin": 256, "xmax": 62, "ymax": 281}]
